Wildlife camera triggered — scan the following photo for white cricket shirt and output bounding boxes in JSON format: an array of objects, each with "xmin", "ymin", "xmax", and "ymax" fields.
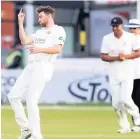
[
  {"xmin": 101, "ymin": 31, "xmax": 140, "ymax": 82},
  {"xmin": 134, "ymin": 35, "xmax": 140, "ymax": 79},
  {"xmin": 29, "ymin": 25, "xmax": 66, "ymax": 63}
]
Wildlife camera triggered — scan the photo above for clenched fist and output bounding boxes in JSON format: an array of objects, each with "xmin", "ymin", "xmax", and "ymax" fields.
[
  {"xmin": 119, "ymin": 52, "xmax": 126, "ymax": 60},
  {"xmin": 18, "ymin": 8, "xmax": 25, "ymax": 24}
]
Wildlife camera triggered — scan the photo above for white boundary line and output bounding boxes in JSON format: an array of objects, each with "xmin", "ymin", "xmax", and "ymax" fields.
[
  {"xmin": 1, "ymin": 105, "xmax": 113, "ymax": 110},
  {"xmin": 2, "ymin": 133, "xmax": 140, "ymax": 138}
]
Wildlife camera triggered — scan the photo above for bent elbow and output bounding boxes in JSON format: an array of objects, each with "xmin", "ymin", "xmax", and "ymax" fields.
[
  {"xmin": 20, "ymin": 38, "xmax": 32, "ymax": 45},
  {"xmin": 55, "ymin": 50, "xmax": 61, "ymax": 54},
  {"xmin": 101, "ymin": 57, "xmax": 107, "ymax": 62},
  {"xmin": 57, "ymin": 49, "xmax": 62, "ymax": 53},
  {"xmin": 100, "ymin": 55, "xmax": 104, "ymax": 61},
  {"xmin": 20, "ymin": 39, "xmax": 29, "ymax": 45},
  {"xmin": 56, "ymin": 47, "xmax": 62, "ymax": 53},
  {"xmin": 20, "ymin": 41, "xmax": 26, "ymax": 45}
]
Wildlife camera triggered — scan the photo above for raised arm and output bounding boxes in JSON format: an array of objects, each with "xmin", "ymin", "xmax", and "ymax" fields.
[{"xmin": 18, "ymin": 8, "xmax": 33, "ymax": 45}]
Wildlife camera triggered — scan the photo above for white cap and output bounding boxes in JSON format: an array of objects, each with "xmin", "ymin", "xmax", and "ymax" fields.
[{"xmin": 124, "ymin": 19, "xmax": 140, "ymax": 28}]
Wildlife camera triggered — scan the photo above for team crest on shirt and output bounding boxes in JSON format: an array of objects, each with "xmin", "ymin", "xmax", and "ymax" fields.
[{"xmin": 58, "ymin": 36, "xmax": 64, "ymax": 42}]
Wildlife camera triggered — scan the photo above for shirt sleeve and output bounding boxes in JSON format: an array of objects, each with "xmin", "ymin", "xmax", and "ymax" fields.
[
  {"xmin": 54, "ymin": 27, "xmax": 66, "ymax": 46},
  {"xmin": 100, "ymin": 36, "xmax": 109, "ymax": 54}
]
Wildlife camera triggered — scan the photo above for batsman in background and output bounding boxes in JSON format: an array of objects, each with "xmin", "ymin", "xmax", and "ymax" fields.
[
  {"xmin": 8, "ymin": 6, "xmax": 66, "ymax": 139},
  {"xmin": 100, "ymin": 17, "xmax": 140, "ymax": 134}
]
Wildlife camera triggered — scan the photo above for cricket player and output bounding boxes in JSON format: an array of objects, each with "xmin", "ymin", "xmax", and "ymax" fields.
[
  {"xmin": 124, "ymin": 18, "xmax": 140, "ymax": 125},
  {"xmin": 7, "ymin": 6, "xmax": 66, "ymax": 139},
  {"xmin": 100, "ymin": 17, "xmax": 140, "ymax": 134}
]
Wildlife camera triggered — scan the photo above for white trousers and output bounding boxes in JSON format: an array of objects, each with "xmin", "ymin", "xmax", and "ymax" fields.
[
  {"xmin": 110, "ymin": 79, "xmax": 140, "ymax": 129},
  {"xmin": 7, "ymin": 61, "xmax": 53, "ymax": 139}
]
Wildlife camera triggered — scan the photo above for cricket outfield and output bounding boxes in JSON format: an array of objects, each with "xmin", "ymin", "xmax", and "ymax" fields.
[{"xmin": 1, "ymin": 105, "xmax": 140, "ymax": 139}]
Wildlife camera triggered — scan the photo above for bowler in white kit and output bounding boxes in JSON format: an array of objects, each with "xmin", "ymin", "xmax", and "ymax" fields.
[
  {"xmin": 100, "ymin": 17, "xmax": 140, "ymax": 134},
  {"xmin": 8, "ymin": 5, "xmax": 66, "ymax": 139}
]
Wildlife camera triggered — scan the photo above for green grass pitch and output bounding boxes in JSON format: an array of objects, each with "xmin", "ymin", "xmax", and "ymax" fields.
[{"xmin": 1, "ymin": 105, "xmax": 140, "ymax": 139}]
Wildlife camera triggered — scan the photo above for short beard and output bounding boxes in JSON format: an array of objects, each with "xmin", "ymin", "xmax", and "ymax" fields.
[
  {"xmin": 114, "ymin": 30, "xmax": 123, "ymax": 37},
  {"xmin": 40, "ymin": 23, "xmax": 46, "ymax": 27}
]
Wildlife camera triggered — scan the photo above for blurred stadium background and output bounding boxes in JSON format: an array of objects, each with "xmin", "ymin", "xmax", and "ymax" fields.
[{"xmin": 1, "ymin": 0, "xmax": 140, "ymax": 139}]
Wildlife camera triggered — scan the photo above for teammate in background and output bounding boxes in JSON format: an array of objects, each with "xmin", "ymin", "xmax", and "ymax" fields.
[
  {"xmin": 8, "ymin": 6, "xmax": 66, "ymax": 139},
  {"xmin": 100, "ymin": 17, "xmax": 140, "ymax": 134},
  {"xmin": 6, "ymin": 43, "xmax": 23, "ymax": 69},
  {"xmin": 124, "ymin": 18, "xmax": 140, "ymax": 120}
]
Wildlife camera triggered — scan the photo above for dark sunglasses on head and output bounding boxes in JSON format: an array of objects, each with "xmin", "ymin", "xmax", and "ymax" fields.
[{"xmin": 129, "ymin": 28, "xmax": 136, "ymax": 30}]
